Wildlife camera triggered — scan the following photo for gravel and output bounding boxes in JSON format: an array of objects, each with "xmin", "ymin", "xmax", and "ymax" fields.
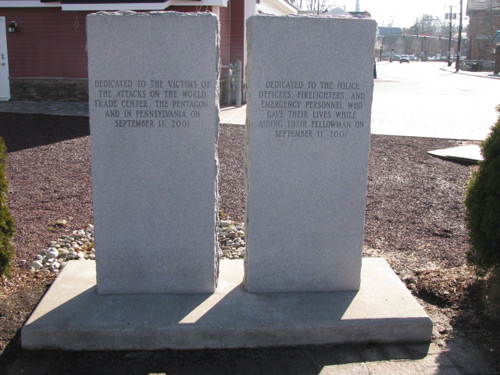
[
  {"xmin": 2, "ymin": 113, "xmax": 476, "ymax": 273},
  {"xmin": 29, "ymin": 221, "xmax": 246, "ymax": 273},
  {"xmin": 28, "ymin": 225, "xmax": 95, "ymax": 273},
  {"xmin": 3, "ymin": 112, "xmax": 498, "ymax": 373}
]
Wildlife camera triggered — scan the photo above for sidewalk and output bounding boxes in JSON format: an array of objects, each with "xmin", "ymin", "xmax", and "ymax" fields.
[
  {"xmin": 2, "ymin": 68, "xmax": 498, "ymax": 142},
  {"xmin": 220, "ymin": 105, "xmax": 246, "ymax": 125},
  {"xmin": 377, "ymin": 60, "xmax": 500, "ymax": 80},
  {"xmin": 2, "ymin": 97, "xmax": 491, "ymax": 141},
  {"xmin": 0, "ymin": 100, "xmax": 247, "ymax": 124},
  {"xmin": 440, "ymin": 65, "xmax": 500, "ymax": 80}
]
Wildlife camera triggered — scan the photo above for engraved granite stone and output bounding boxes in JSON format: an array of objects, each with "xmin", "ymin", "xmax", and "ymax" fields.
[
  {"xmin": 245, "ymin": 15, "xmax": 377, "ymax": 292},
  {"xmin": 87, "ymin": 11, "xmax": 219, "ymax": 294}
]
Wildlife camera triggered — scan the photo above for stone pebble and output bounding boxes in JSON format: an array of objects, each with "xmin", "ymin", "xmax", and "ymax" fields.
[
  {"xmin": 30, "ymin": 224, "xmax": 96, "ymax": 273},
  {"xmin": 31, "ymin": 221, "xmax": 245, "ymax": 273},
  {"xmin": 218, "ymin": 221, "xmax": 245, "ymax": 259}
]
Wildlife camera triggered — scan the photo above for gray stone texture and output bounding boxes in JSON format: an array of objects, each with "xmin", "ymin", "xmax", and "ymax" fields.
[
  {"xmin": 245, "ymin": 15, "xmax": 377, "ymax": 292},
  {"xmin": 21, "ymin": 258, "xmax": 432, "ymax": 350},
  {"xmin": 87, "ymin": 11, "xmax": 219, "ymax": 294}
]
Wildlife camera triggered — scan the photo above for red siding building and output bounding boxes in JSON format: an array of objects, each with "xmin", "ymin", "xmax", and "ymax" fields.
[
  {"xmin": 0, "ymin": 0, "xmax": 296, "ymax": 101},
  {"xmin": 467, "ymin": 0, "xmax": 500, "ymax": 67}
]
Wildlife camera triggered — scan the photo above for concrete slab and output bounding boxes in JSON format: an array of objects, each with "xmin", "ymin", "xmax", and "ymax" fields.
[
  {"xmin": 428, "ymin": 144, "xmax": 483, "ymax": 163},
  {"xmin": 22, "ymin": 258, "xmax": 432, "ymax": 350},
  {"xmin": 220, "ymin": 105, "xmax": 246, "ymax": 125}
]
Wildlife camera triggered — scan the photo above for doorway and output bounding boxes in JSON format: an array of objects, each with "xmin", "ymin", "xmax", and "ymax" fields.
[{"xmin": 0, "ymin": 17, "xmax": 11, "ymax": 101}]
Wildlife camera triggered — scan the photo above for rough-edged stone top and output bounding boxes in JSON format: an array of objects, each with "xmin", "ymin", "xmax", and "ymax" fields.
[
  {"xmin": 87, "ymin": 11, "xmax": 219, "ymax": 294},
  {"xmin": 244, "ymin": 15, "xmax": 377, "ymax": 293}
]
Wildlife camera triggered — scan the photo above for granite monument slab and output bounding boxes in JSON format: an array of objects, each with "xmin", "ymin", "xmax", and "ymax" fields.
[
  {"xmin": 245, "ymin": 15, "xmax": 377, "ymax": 292},
  {"xmin": 87, "ymin": 11, "xmax": 219, "ymax": 294}
]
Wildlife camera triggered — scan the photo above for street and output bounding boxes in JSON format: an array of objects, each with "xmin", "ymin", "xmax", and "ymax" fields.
[
  {"xmin": 372, "ymin": 62, "xmax": 500, "ymax": 140},
  {"xmin": 0, "ymin": 63, "xmax": 498, "ymax": 142}
]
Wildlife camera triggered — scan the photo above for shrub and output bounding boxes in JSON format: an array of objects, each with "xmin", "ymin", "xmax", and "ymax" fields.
[
  {"xmin": 0, "ymin": 137, "xmax": 15, "ymax": 277},
  {"xmin": 465, "ymin": 106, "xmax": 500, "ymax": 269}
]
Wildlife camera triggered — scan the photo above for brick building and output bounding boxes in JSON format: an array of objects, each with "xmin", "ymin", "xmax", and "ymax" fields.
[{"xmin": 467, "ymin": 0, "xmax": 500, "ymax": 68}]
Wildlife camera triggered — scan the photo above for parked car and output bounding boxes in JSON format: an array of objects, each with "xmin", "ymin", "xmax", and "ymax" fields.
[
  {"xmin": 400, "ymin": 55, "xmax": 410, "ymax": 63},
  {"xmin": 409, "ymin": 55, "xmax": 418, "ymax": 61}
]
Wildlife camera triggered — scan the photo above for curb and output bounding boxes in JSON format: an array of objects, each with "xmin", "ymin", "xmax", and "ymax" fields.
[{"xmin": 440, "ymin": 66, "xmax": 500, "ymax": 80}]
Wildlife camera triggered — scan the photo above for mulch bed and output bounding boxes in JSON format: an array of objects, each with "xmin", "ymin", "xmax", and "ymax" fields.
[{"xmin": 0, "ymin": 112, "xmax": 499, "ymax": 373}]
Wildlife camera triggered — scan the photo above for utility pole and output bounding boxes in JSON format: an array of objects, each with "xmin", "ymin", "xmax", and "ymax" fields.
[
  {"xmin": 421, "ymin": 18, "xmax": 425, "ymax": 61},
  {"xmin": 446, "ymin": 6, "xmax": 455, "ymax": 66},
  {"xmin": 455, "ymin": 0, "xmax": 463, "ymax": 72}
]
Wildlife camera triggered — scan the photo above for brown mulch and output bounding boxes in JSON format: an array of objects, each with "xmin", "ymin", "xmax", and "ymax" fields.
[{"xmin": 1, "ymin": 112, "xmax": 499, "ymax": 373}]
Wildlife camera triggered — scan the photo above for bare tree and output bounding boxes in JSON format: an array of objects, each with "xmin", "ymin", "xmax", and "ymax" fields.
[
  {"xmin": 307, "ymin": 0, "xmax": 330, "ymax": 13},
  {"xmin": 409, "ymin": 15, "xmax": 447, "ymax": 37},
  {"xmin": 288, "ymin": 0, "xmax": 329, "ymax": 13},
  {"xmin": 287, "ymin": 0, "xmax": 304, "ymax": 9}
]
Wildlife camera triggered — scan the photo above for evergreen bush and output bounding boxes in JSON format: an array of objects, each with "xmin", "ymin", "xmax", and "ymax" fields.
[
  {"xmin": 0, "ymin": 137, "xmax": 15, "ymax": 277},
  {"xmin": 465, "ymin": 106, "xmax": 500, "ymax": 269}
]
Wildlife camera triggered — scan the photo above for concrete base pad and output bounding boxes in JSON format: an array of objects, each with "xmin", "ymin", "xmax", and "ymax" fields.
[
  {"xmin": 428, "ymin": 144, "xmax": 483, "ymax": 163},
  {"xmin": 22, "ymin": 258, "xmax": 432, "ymax": 350}
]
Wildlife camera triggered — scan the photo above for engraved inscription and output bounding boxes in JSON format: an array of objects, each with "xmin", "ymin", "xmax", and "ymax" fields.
[
  {"xmin": 256, "ymin": 80, "xmax": 368, "ymax": 140},
  {"xmin": 91, "ymin": 79, "xmax": 211, "ymax": 129}
]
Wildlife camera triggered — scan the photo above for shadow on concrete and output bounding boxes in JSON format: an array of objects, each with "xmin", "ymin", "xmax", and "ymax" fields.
[
  {"xmin": 412, "ymin": 269, "xmax": 500, "ymax": 374},
  {"xmin": 1, "ymin": 339, "xmax": 432, "ymax": 375},
  {"xmin": 442, "ymin": 279, "xmax": 500, "ymax": 374},
  {"xmin": 0, "ymin": 113, "xmax": 89, "ymax": 152},
  {"xmin": 21, "ymin": 279, "xmax": 357, "ymax": 351},
  {"xmin": 20, "ymin": 259, "xmax": 433, "ymax": 350},
  {"xmin": 10, "ymin": 258, "xmax": 441, "ymax": 374}
]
